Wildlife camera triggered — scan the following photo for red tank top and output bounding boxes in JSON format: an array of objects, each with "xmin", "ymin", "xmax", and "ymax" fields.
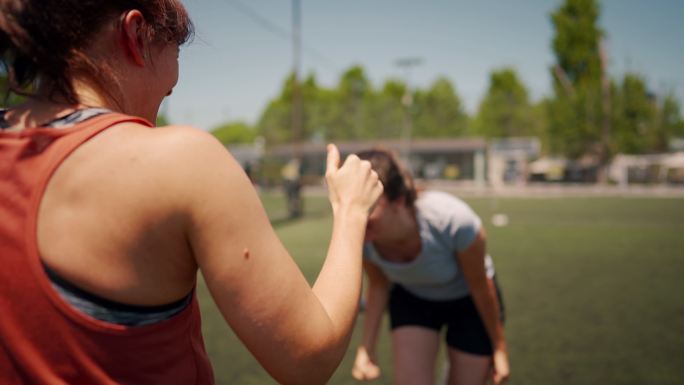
[{"xmin": 0, "ymin": 113, "xmax": 214, "ymax": 384}]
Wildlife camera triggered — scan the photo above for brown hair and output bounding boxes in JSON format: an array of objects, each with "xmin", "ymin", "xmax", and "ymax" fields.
[
  {"xmin": 356, "ymin": 147, "xmax": 417, "ymax": 207},
  {"xmin": 0, "ymin": 0, "xmax": 193, "ymax": 104}
]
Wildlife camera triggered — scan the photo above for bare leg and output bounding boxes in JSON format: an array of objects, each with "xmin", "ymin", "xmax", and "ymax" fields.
[
  {"xmin": 447, "ymin": 348, "xmax": 491, "ymax": 385},
  {"xmin": 391, "ymin": 326, "xmax": 440, "ymax": 385}
]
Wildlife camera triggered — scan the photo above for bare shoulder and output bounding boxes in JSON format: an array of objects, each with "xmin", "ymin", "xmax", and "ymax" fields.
[
  {"xmin": 144, "ymin": 124, "xmax": 226, "ymax": 153},
  {"xmin": 111, "ymin": 123, "xmax": 237, "ymax": 167},
  {"xmin": 64, "ymin": 122, "xmax": 250, "ymax": 217},
  {"xmin": 99, "ymin": 123, "xmax": 245, "ymax": 184},
  {"xmin": 141, "ymin": 124, "xmax": 249, "ymax": 195}
]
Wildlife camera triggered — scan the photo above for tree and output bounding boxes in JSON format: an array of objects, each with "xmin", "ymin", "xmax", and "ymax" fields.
[
  {"xmin": 658, "ymin": 93, "xmax": 684, "ymax": 146},
  {"xmin": 366, "ymin": 79, "xmax": 406, "ymax": 139},
  {"xmin": 211, "ymin": 121, "xmax": 257, "ymax": 145},
  {"xmin": 326, "ymin": 65, "xmax": 374, "ymax": 140},
  {"xmin": 473, "ymin": 68, "xmax": 534, "ymax": 138},
  {"xmin": 0, "ymin": 74, "xmax": 9, "ymax": 103},
  {"xmin": 257, "ymin": 71, "xmax": 336, "ymax": 144},
  {"xmin": 257, "ymin": 99, "xmax": 291, "ymax": 144},
  {"xmin": 301, "ymin": 74, "xmax": 337, "ymax": 143},
  {"xmin": 155, "ymin": 113, "xmax": 170, "ymax": 127},
  {"xmin": 551, "ymin": 0, "xmax": 602, "ymax": 89},
  {"xmin": 611, "ymin": 74, "xmax": 657, "ymax": 154},
  {"xmin": 548, "ymin": 0, "xmax": 604, "ymax": 158},
  {"xmin": 530, "ymin": 99, "xmax": 552, "ymax": 154},
  {"xmin": 412, "ymin": 77, "xmax": 468, "ymax": 138},
  {"xmin": 0, "ymin": 72, "xmax": 25, "ymax": 106},
  {"xmin": 257, "ymin": 73, "xmax": 296, "ymax": 144},
  {"xmin": 257, "ymin": 65, "xmax": 384, "ymax": 143}
]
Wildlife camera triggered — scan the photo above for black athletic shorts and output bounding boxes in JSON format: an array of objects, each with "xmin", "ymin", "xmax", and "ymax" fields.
[{"xmin": 388, "ymin": 279, "xmax": 505, "ymax": 356}]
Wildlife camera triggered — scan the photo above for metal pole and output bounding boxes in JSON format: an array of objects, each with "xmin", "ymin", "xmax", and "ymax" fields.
[
  {"xmin": 288, "ymin": 0, "xmax": 303, "ymax": 218},
  {"xmin": 598, "ymin": 38, "xmax": 611, "ymax": 184},
  {"xmin": 395, "ymin": 57, "xmax": 422, "ymax": 164},
  {"xmin": 292, "ymin": 0, "xmax": 302, "ymax": 149}
]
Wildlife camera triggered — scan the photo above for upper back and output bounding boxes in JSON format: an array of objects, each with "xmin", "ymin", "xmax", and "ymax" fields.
[
  {"xmin": 0, "ymin": 110, "xmax": 214, "ymax": 384},
  {"xmin": 34, "ymin": 113, "xmax": 198, "ymax": 305}
]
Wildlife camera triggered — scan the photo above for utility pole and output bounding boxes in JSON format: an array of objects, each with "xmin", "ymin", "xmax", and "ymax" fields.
[
  {"xmin": 285, "ymin": 0, "xmax": 303, "ymax": 218},
  {"xmin": 395, "ymin": 57, "xmax": 422, "ymax": 163},
  {"xmin": 291, "ymin": 0, "xmax": 303, "ymax": 149},
  {"xmin": 598, "ymin": 38, "xmax": 612, "ymax": 184}
]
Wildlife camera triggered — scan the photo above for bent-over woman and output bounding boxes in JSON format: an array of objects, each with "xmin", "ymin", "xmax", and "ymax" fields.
[{"xmin": 351, "ymin": 148, "xmax": 509, "ymax": 385}]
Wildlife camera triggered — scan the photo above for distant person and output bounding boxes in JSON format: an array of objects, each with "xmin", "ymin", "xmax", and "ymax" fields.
[
  {"xmin": 350, "ymin": 148, "xmax": 509, "ymax": 385},
  {"xmin": 0, "ymin": 1, "xmax": 382, "ymax": 384},
  {"xmin": 282, "ymin": 157, "xmax": 303, "ymax": 218}
]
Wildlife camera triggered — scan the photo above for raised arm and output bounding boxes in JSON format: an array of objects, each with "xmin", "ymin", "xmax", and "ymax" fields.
[
  {"xmin": 171, "ymin": 129, "xmax": 382, "ymax": 384},
  {"xmin": 352, "ymin": 260, "xmax": 390, "ymax": 381},
  {"xmin": 457, "ymin": 228, "xmax": 510, "ymax": 385}
]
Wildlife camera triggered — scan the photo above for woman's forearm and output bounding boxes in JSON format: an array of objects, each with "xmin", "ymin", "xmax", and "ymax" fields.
[
  {"xmin": 311, "ymin": 207, "xmax": 369, "ymax": 353},
  {"xmin": 360, "ymin": 281, "xmax": 389, "ymax": 353}
]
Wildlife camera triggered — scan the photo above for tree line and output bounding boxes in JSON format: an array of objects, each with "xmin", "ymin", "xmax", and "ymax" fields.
[
  {"xmin": 213, "ymin": 0, "xmax": 684, "ymax": 162},
  {"xmin": 2, "ymin": 0, "xmax": 682, "ymax": 161}
]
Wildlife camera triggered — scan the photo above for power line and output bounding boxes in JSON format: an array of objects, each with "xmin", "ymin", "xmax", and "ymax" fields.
[
  {"xmin": 227, "ymin": 0, "xmax": 290, "ymax": 40},
  {"xmin": 225, "ymin": 0, "xmax": 338, "ymax": 72}
]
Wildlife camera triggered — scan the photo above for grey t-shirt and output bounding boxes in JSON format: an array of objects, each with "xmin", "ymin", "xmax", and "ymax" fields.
[{"xmin": 364, "ymin": 190, "xmax": 495, "ymax": 300}]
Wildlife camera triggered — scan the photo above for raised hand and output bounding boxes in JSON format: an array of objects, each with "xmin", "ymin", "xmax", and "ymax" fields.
[{"xmin": 325, "ymin": 144, "xmax": 383, "ymax": 215}]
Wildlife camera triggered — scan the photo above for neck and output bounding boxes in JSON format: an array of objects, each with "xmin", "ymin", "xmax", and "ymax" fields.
[
  {"xmin": 70, "ymin": 78, "xmax": 122, "ymax": 111},
  {"xmin": 3, "ymin": 82, "xmax": 117, "ymax": 130}
]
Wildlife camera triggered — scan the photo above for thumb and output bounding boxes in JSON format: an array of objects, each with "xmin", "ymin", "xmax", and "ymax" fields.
[{"xmin": 326, "ymin": 143, "xmax": 340, "ymax": 175}]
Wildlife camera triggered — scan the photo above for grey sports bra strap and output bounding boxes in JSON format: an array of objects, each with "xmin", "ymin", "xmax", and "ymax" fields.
[
  {"xmin": 43, "ymin": 108, "xmax": 112, "ymax": 128},
  {"xmin": 44, "ymin": 262, "xmax": 193, "ymax": 327},
  {"xmin": 0, "ymin": 107, "xmax": 112, "ymax": 130}
]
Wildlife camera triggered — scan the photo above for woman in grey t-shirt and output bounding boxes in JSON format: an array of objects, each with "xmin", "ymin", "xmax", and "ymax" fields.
[{"xmin": 351, "ymin": 148, "xmax": 509, "ymax": 385}]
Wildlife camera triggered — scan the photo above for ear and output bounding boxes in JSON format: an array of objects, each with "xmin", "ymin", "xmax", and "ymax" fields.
[{"xmin": 120, "ymin": 10, "xmax": 147, "ymax": 66}]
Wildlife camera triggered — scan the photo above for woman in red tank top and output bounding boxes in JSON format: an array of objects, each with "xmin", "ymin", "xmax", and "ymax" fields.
[{"xmin": 0, "ymin": 1, "xmax": 383, "ymax": 384}]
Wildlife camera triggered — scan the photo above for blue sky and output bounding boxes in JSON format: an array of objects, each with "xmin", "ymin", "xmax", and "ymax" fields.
[{"xmin": 167, "ymin": 0, "xmax": 684, "ymax": 130}]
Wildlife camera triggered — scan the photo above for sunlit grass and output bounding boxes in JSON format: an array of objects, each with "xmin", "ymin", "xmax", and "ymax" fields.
[{"xmin": 199, "ymin": 192, "xmax": 684, "ymax": 385}]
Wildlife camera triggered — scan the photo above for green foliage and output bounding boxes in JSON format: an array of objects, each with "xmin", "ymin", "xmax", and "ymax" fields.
[
  {"xmin": 255, "ymin": 66, "xmax": 473, "ymax": 144},
  {"xmin": 155, "ymin": 113, "xmax": 170, "ymax": 127},
  {"xmin": 211, "ymin": 121, "xmax": 257, "ymax": 145},
  {"xmin": 250, "ymin": 28, "xmax": 683, "ymax": 156},
  {"xmin": 658, "ymin": 93, "xmax": 684, "ymax": 143},
  {"xmin": 546, "ymin": 0, "xmax": 684, "ymax": 157},
  {"xmin": 473, "ymin": 68, "xmax": 535, "ymax": 138},
  {"xmin": 529, "ymin": 99, "xmax": 551, "ymax": 153},
  {"xmin": 412, "ymin": 77, "xmax": 468, "ymax": 138},
  {"xmin": 257, "ymin": 98, "xmax": 293, "ymax": 144},
  {"xmin": 304, "ymin": 85, "xmax": 339, "ymax": 143},
  {"xmin": 0, "ymin": 74, "xmax": 8, "ymax": 103},
  {"xmin": 257, "ymin": 73, "xmax": 295, "ymax": 144},
  {"xmin": 611, "ymin": 74, "xmax": 657, "ymax": 154},
  {"xmin": 547, "ymin": 87, "xmax": 603, "ymax": 158},
  {"xmin": 257, "ymin": 71, "xmax": 339, "ymax": 144},
  {"xmin": 366, "ymin": 78, "xmax": 406, "ymax": 139},
  {"xmin": 323, "ymin": 66, "xmax": 373, "ymax": 140},
  {"xmin": 549, "ymin": 0, "xmax": 604, "ymax": 158},
  {"xmin": 551, "ymin": 0, "xmax": 603, "ymax": 89},
  {"xmin": 0, "ymin": 73, "xmax": 25, "ymax": 106}
]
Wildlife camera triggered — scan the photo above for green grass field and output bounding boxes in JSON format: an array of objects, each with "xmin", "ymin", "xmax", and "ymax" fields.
[{"xmin": 196, "ymin": 192, "xmax": 684, "ymax": 385}]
